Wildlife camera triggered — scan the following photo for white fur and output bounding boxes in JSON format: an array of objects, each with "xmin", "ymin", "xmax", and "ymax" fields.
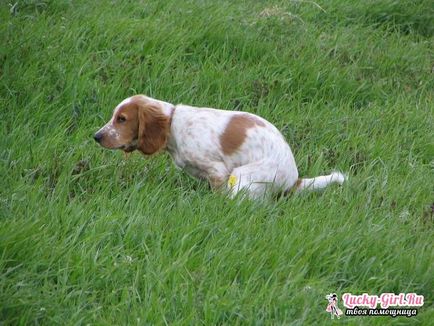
[
  {"xmin": 296, "ymin": 172, "xmax": 346, "ymax": 191},
  {"xmin": 96, "ymin": 98, "xmax": 132, "ymax": 140},
  {"xmin": 151, "ymin": 96, "xmax": 348, "ymax": 199}
]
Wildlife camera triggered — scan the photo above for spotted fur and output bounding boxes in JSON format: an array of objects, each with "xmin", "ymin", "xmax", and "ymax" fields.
[{"xmin": 95, "ymin": 95, "xmax": 346, "ymax": 199}]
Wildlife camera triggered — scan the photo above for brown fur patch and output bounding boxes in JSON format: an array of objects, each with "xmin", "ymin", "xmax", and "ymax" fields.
[
  {"xmin": 220, "ymin": 114, "xmax": 264, "ymax": 155},
  {"xmin": 295, "ymin": 178, "xmax": 302, "ymax": 189},
  {"xmin": 97, "ymin": 95, "xmax": 170, "ymax": 154},
  {"xmin": 135, "ymin": 97, "xmax": 170, "ymax": 155},
  {"xmin": 113, "ymin": 101, "xmax": 140, "ymax": 146}
]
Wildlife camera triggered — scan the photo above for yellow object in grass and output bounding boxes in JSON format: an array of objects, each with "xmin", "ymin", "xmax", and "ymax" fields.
[{"xmin": 228, "ymin": 175, "xmax": 237, "ymax": 188}]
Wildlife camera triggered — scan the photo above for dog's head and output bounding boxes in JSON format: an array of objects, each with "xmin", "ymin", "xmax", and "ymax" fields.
[{"xmin": 94, "ymin": 95, "xmax": 172, "ymax": 155}]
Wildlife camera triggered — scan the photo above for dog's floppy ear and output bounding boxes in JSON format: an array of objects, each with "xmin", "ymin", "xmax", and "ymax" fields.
[{"xmin": 137, "ymin": 102, "xmax": 170, "ymax": 155}]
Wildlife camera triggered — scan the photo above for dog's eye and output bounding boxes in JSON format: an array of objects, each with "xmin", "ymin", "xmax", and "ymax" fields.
[{"xmin": 117, "ymin": 116, "xmax": 126, "ymax": 123}]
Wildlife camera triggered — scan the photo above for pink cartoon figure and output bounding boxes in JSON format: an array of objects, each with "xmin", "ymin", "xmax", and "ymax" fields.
[{"xmin": 326, "ymin": 293, "xmax": 343, "ymax": 319}]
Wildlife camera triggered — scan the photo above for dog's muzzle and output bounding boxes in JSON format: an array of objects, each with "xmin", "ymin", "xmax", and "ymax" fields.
[{"xmin": 93, "ymin": 132, "xmax": 103, "ymax": 143}]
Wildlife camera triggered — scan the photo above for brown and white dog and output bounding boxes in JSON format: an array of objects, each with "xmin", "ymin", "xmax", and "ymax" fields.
[{"xmin": 94, "ymin": 95, "xmax": 345, "ymax": 199}]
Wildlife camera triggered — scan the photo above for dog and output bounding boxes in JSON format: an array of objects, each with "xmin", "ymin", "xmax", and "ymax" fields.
[{"xmin": 94, "ymin": 95, "xmax": 345, "ymax": 199}]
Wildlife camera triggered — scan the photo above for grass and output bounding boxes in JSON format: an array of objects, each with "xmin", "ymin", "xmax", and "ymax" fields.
[{"xmin": 0, "ymin": 0, "xmax": 433, "ymax": 324}]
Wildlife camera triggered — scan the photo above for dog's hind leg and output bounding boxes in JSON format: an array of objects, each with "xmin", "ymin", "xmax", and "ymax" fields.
[{"xmin": 227, "ymin": 159, "xmax": 298, "ymax": 200}]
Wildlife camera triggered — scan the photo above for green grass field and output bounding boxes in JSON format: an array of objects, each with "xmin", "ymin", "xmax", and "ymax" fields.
[{"xmin": 1, "ymin": 0, "xmax": 433, "ymax": 324}]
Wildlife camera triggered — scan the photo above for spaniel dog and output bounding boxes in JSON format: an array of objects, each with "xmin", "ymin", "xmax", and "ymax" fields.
[{"xmin": 94, "ymin": 95, "xmax": 345, "ymax": 199}]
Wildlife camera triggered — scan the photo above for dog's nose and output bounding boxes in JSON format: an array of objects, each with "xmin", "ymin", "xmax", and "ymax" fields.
[{"xmin": 94, "ymin": 132, "xmax": 103, "ymax": 143}]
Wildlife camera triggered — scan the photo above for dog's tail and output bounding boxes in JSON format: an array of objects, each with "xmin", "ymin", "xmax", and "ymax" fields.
[{"xmin": 294, "ymin": 171, "xmax": 346, "ymax": 192}]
